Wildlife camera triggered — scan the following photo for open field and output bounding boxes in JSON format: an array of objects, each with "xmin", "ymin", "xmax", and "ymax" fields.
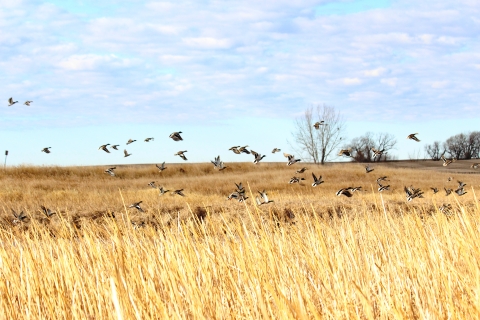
[{"xmin": 1, "ymin": 160, "xmax": 480, "ymax": 319}]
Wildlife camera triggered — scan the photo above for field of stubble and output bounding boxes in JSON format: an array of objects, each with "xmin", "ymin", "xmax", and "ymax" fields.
[{"xmin": 0, "ymin": 160, "xmax": 480, "ymax": 319}]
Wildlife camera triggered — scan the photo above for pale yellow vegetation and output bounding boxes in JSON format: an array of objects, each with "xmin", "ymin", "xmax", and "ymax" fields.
[{"xmin": 0, "ymin": 162, "xmax": 479, "ymax": 318}]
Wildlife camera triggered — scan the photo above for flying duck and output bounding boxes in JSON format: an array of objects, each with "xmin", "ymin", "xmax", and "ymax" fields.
[
  {"xmin": 371, "ymin": 147, "xmax": 385, "ymax": 160},
  {"xmin": 289, "ymin": 176, "xmax": 305, "ymax": 184},
  {"xmin": 253, "ymin": 152, "xmax": 266, "ymax": 164},
  {"xmin": 12, "ymin": 209, "xmax": 27, "ymax": 224},
  {"xmin": 378, "ymin": 184, "xmax": 390, "ymax": 192},
  {"xmin": 128, "ymin": 201, "xmax": 145, "ymax": 212},
  {"xmin": 105, "ymin": 167, "xmax": 116, "ymax": 176},
  {"xmin": 256, "ymin": 190, "xmax": 274, "ymax": 205},
  {"xmin": 407, "ymin": 133, "xmax": 420, "ymax": 142},
  {"xmin": 158, "ymin": 186, "xmax": 170, "ymax": 196},
  {"xmin": 239, "ymin": 146, "xmax": 250, "ymax": 154},
  {"xmin": 41, "ymin": 147, "xmax": 51, "ymax": 153},
  {"xmin": 169, "ymin": 131, "xmax": 183, "ymax": 141},
  {"xmin": 229, "ymin": 146, "xmax": 241, "ymax": 154},
  {"xmin": 175, "ymin": 151, "xmax": 188, "ymax": 161},
  {"xmin": 41, "ymin": 205, "xmax": 56, "ymax": 217},
  {"xmin": 311, "ymin": 173, "xmax": 324, "ymax": 187},
  {"xmin": 156, "ymin": 162, "xmax": 167, "ymax": 171},
  {"xmin": 99, "ymin": 144, "xmax": 110, "ymax": 153},
  {"xmin": 336, "ymin": 188, "xmax": 353, "ymax": 197},
  {"xmin": 365, "ymin": 165, "xmax": 374, "ymax": 173},
  {"xmin": 441, "ymin": 155, "xmax": 456, "ymax": 167},
  {"xmin": 173, "ymin": 189, "xmax": 185, "ymax": 196},
  {"xmin": 296, "ymin": 167, "xmax": 308, "ymax": 174},
  {"xmin": 455, "ymin": 187, "xmax": 467, "ymax": 196},
  {"xmin": 338, "ymin": 149, "xmax": 353, "ymax": 157},
  {"xmin": 313, "ymin": 121, "xmax": 325, "ymax": 129},
  {"xmin": 148, "ymin": 181, "xmax": 157, "ymax": 189},
  {"xmin": 286, "ymin": 154, "xmax": 301, "ymax": 166},
  {"xmin": 8, "ymin": 97, "xmax": 18, "ymax": 106},
  {"xmin": 404, "ymin": 186, "xmax": 424, "ymax": 201}
]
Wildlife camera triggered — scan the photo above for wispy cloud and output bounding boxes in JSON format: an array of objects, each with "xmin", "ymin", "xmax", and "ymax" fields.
[{"xmin": 0, "ymin": 0, "xmax": 479, "ymax": 132}]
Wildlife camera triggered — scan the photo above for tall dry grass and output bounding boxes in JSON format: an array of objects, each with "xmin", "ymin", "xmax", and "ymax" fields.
[{"xmin": 0, "ymin": 162, "xmax": 479, "ymax": 318}]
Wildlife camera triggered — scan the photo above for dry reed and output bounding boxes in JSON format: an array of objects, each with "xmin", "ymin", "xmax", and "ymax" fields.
[{"xmin": 0, "ymin": 162, "xmax": 479, "ymax": 318}]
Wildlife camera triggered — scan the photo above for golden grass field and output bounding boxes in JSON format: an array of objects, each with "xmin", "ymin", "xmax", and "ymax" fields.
[{"xmin": 1, "ymin": 160, "xmax": 480, "ymax": 319}]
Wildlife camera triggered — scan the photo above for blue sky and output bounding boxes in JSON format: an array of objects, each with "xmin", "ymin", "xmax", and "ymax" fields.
[{"xmin": 1, "ymin": 0, "xmax": 479, "ymax": 166}]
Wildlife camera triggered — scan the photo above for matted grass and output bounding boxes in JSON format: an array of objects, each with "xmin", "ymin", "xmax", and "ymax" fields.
[{"xmin": 0, "ymin": 161, "xmax": 479, "ymax": 319}]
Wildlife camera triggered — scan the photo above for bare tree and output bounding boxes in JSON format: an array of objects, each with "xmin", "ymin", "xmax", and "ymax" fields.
[
  {"xmin": 347, "ymin": 132, "xmax": 375, "ymax": 162},
  {"xmin": 343, "ymin": 132, "xmax": 397, "ymax": 162},
  {"xmin": 466, "ymin": 131, "xmax": 480, "ymax": 159},
  {"xmin": 444, "ymin": 131, "xmax": 480, "ymax": 160},
  {"xmin": 424, "ymin": 141, "xmax": 445, "ymax": 160},
  {"xmin": 291, "ymin": 105, "xmax": 346, "ymax": 164},
  {"xmin": 445, "ymin": 133, "xmax": 466, "ymax": 160},
  {"xmin": 374, "ymin": 132, "xmax": 397, "ymax": 161}
]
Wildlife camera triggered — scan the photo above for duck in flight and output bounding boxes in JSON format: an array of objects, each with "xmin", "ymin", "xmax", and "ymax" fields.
[
  {"xmin": 170, "ymin": 131, "xmax": 183, "ymax": 141},
  {"xmin": 99, "ymin": 144, "xmax": 110, "ymax": 153},
  {"xmin": 256, "ymin": 190, "xmax": 274, "ymax": 205},
  {"xmin": 105, "ymin": 167, "xmax": 116, "ymax": 177},
  {"xmin": 129, "ymin": 201, "xmax": 145, "ymax": 212},
  {"xmin": 8, "ymin": 97, "xmax": 18, "ymax": 106},
  {"xmin": 336, "ymin": 188, "xmax": 353, "ymax": 197},
  {"xmin": 173, "ymin": 189, "xmax": 185, "ymax": 196},
  {"xmin": 313, "ymin": 121, "xmax": 325, "ymax": 129},
  {"xmin": 156, "ymin": 162, "xmax": 167, "ymax": 171},
  {"xmin": 175, "ymin": 151, "xmax": 188, "ymax": 161},
  {"xmin": 311, "ymin": 173, "xmax": 324, "ymax": 187},
  {"xmin": 407, "ymin": 133, "xmax": 420, "ymax": 142}
]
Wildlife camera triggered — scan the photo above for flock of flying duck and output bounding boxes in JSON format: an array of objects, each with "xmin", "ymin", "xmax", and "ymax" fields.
[
  {"xmin": 7, "ymin": 98, "xmax": 478, "ymax": 217},
  {"xmin": 116, "ymin": 125, "xmax": 474, "ymax": 213}
]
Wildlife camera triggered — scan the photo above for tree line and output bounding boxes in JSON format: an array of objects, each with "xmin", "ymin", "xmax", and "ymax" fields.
[
  {"xmin": 425, "ymin": 132, "xmax": 480, "ymax": 160},
  {"xmin": 291, "ymin": 105, "xmax": 478, "ymax": 164},
  {"xmin": 291, "ymin": 105, "xmax": 398, "ymax": 163}
]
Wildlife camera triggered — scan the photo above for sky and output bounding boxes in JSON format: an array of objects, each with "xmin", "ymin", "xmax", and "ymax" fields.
[{"xmin": 1, "ymin": 0, "xmax": 479, "ymax": 166}]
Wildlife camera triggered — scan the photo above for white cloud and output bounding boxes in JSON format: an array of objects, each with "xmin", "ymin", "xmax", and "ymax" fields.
[
  {"xmin": 57, "ymin": 54, "xmax": 138, "ymax": 71},
  {"xmin": 430, "ymin": 81, "xmax": 449, "ymax": 89},
  {"xmin": 182, "ymin": 37, "xmax": 234, "ymax": 49},
  {"xmin": 381, "ymin": 78, "xmax": 398, "ymax": 87},
  {"xmin": 1, "ymin": 0, "xmax": 479, "ymax": 132},
  {"xmin": 363, "ymin": 67, "xmax": 386, "ymax": 77},
  {"xmin": 343, "ymin": 78, "xmax": 362, "ymax": 85}
]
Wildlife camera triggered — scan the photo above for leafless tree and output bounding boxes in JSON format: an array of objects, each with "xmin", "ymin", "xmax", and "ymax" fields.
[
  {"xmin": 343, "ymin": 132, "xmax": 397, "ymax": 162},
  {"xmin": 444, "ymin": 131, "xmax": 480, "ymax": 160},
  {"xmin": 445, "ymin": 133, "xmax": 466, "ymax": 159},
  {"xmin": 347, "ymin": 132, "xmax": 374, "ymax": 162},
  {"xmin": 290, "ymin": 105, "xmax": 346, "ymax": 164},
  {"xmin": 424, "ymin": 141, "xmax": 445, "ymax": 161},
  {"xmin": 375, "ymin": 132, "xmax": 397, "ymax": 161}
]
